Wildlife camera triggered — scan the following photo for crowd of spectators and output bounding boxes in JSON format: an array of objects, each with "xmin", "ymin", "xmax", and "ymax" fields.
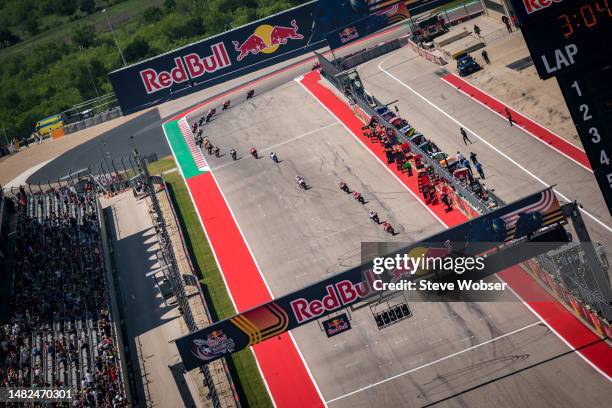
[{"xmin": 0, "ymin": 185, "xmax": 126, "ymax": 407}]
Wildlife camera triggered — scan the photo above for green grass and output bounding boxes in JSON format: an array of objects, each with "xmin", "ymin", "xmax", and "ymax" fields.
[
  {"xmin": 0, "ymin": 0, "xmax": 163, "ymax": 60},
  {"xmin": 147, "ymin": 155, "xmax": 176, "ymax": 175},
  {"xmin": 163, "ymin": 171, "xmax": 273, "ymax": 408},
  {"xmin": 434, "ymin": 0, "xmax": 476, "ymax": 13}
]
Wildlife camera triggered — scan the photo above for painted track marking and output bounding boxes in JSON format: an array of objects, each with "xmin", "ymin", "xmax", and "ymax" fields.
[{"xmin": 376, "ymin": 56, "xmax": 612, "ymax": 235}]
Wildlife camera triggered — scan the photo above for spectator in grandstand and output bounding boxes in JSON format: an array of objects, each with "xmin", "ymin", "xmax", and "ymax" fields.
[{"xmin": 4, "ymin": 187, "xmax": 125, "ymax": 405}]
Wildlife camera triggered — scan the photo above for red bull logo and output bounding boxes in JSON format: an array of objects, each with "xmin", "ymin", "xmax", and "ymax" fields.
[
  {"xmin": 339, "ymin": 26, "xmax": 360, "ymax": 44},
  {"xmin": 192, "ymin": 329, "xmax": 236, "ymax": 361},
  {"xmin": 139, "ymin": 42, "xmax": 231, "ymax": 94},
  {"xmin": 325, "ymin": 316, "xmax": 350, "ymax": 336},
  {"xmin": 522, "ymin": 0, "xmax": 564, "ymax": 14},
  {"xmin": 233, "ymin": 19, "xmax": 304, "ymax": 61}
]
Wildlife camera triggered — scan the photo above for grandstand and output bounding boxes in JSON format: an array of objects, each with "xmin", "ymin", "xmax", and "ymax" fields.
[{"xmin": 0, "ymin": 184, "xmax": 127, "ymax": 406}]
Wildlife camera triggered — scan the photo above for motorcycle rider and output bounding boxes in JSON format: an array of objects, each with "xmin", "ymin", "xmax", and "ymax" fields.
[
  {"xmin": 213, "ymin": 146, "xmax": 220, "ymax": 157},
  {"xmin": 369, "ymin": 210, "xmax": 379, "ymax": 224},
  {"xmin": 295, "ymin": 175, "xmax": 306, "ymax": 189},
  {"xmin": 230, "ymin": 148, "xmax": 237, "ymax": 161},
  {"xmin": 205, "ymin": 108, "xmax": 216, "ymax": 123},
  {"xmin": 382, "ymin": 221, "xmax": 394, "ymax": 234},
  {"xmin": 246, "ymin": 89, "xmax": 255, "ymax": 99},
  {"xmin": 222, "ymin": 100, "xmax": 231, "ymax": 110},
  {"xmin": 353, "ymin": 191, "xmax": 365, "ymax": 204},
  {"xmin": 270, "ymin": 152, "xmax": 278, "ymax": 163},
  {"xmin": 339, "ymin": 181, "xmax": 349, "ymax": 193},
  {"xmin": 250, "ymin": 147, "xmax": 258, "ymax": 159}
]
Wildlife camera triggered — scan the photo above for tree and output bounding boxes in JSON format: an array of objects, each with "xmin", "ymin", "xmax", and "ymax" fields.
[
  {"xmin": 79, "ymin": 0, "xmax": 96, "ymax": 14},
  {"xmin": 23, "ymin": 14, "xmax": 40, "ymax": 37},
  {"xmin": 0, "ymin": 28, "xmax": 20, "ymax": 48},
  {"xmin": 164, "ymin": 0, "xmax": 176, "ymax": 11},
  {"xmin": 123, "ymin": 36, "xmax": 150, "ymax": 63},
  {"xmin": 72, "ymin": 24, "xmax": 97, "ymax": 48},
  {"xmin": 54, "ymin": 0, "xmax": 79, "ymax": 16},
  {"xmin": 143, "ymin": 7, "xmax": 163, "ymax": 23}
]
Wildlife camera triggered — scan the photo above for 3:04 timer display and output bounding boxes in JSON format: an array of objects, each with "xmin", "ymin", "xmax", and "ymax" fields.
[{"xmin": 557, "ymin": 0, "xmax": 611, "ymax": 38}]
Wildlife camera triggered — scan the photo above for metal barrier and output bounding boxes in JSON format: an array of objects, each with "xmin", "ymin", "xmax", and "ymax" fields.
[
  {"xmin": 350, "ymin": 91, "xmax": 500, "ymax": 213},
  {"xmin": 338, "ymin": 38, "xmax": 404, "ymax": 70},
  {"xmin": 534, "ymin": 242, "xmax": 612, "ymax": 322},
  {"xmin": 316, "ymin": 49, "xmax": 501, "ymax": 213},
  {"xmin": 64, "ymin": 106, "xmax": 123, "ymax": 135}
]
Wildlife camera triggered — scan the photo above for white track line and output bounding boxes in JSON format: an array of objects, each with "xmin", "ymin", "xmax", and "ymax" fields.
[
  {"xmin": 497, "ymin": 274, "xmax": 612, "ymax": 382},
  {"xmin": 376, "ymin": 57, "xmax": 612, "ymax": 235},
  {"xmin": 297, "ymin": 71, "xmax": 611, "ymax": 385},
  {"xmin": 168, "ymin": 121, "xmax": 328, "ymax": 407},
  {"xmin": 211, "ymin": 122, "xmax": 339, "ymax": 172},
  {"xmin": 294, "ymin": 76, "xmax": 448, "ymax": 228},
  {"xmin": 443, "ymin": 73, "xmax": 586, "ymax": 153},
  {"xmin": 374, "ymin": 58, "xmax": 612, "ymax": 379},
  {"xmin": 325, "ymin": 321, "xmax": 543, "ymax": 403},
  {"xmin": 162, "ymin": 123, "xmax": 277, "ymax": 407},
  {"xmin": 440, "ymin": 76, "xmax": 591, "ymax": 173}
]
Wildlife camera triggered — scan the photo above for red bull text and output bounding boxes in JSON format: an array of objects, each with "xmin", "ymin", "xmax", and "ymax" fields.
[
  {"xmin": 290, "ymin": 271, "xmax": 377, "ymax": 324},
  {"xmin": 139, "ymin": 42, "xmax": 231, "ymax": 94},
  {"xmin": 522, "ymin": 0, "xmax": 564, "ymax": 14}
]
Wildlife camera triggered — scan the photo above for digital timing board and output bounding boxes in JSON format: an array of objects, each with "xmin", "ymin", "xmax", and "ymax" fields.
[{"xmin": 510, "ymin": 0, "xmax": 612, "ymax": 215}]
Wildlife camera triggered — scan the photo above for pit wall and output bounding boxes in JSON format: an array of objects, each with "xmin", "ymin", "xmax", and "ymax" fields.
[
  {"xmin": 348, "ymin": 79, "xmax": 609, "ymax": 340},
  {"xmin": 523, "ymin": 259, "xmax": 612, "ymax": 339}
]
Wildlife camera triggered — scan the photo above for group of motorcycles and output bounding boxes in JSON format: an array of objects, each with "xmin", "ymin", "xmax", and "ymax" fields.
[
  {"xmin": 193, "ymin": 86, "xmax": 395, "ymax": 236},
  {"xmin": 338, "ymin": 181, "xmax": 395, "ymax": 235}
]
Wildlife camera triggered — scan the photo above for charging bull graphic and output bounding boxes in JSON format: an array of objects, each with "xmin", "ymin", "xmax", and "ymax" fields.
[
  {"xmin": 233, "ymin": 19, "xmax": 304, "ymax": 62},
  {"xmin": 192, "ymin": 330, "xmax": 236, "ymax": 361}
]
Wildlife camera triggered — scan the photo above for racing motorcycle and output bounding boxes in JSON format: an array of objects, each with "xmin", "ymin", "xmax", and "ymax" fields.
[
  {"xmin": 369, "ymin": 210, "xmax": 379, "ymax": 224},
  {"xmin": 222, "ymin": 100, "xmax": 231, "ymax": 110},
  {"xmin": 295, "ymin": 176, "xmax": 307, "ymax": 189},
  {"xmin": 246, "ymin": 89, "xmax": 255, "ymax": 99},
  {"xmin": 353, "ymin": 191, "xmax": 365, "ymax": 204}
]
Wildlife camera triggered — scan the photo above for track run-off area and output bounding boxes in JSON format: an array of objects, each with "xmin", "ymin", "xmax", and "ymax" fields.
[{"xmin": 161, "ymin": 46, "xmax": 612, "ymax": 407}]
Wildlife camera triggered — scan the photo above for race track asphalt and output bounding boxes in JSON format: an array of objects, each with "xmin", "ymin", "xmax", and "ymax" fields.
[
  {"xmin": 355, "ymin": 48, "xmax": 612, "ymax": 256},
  {"xmin": 28, "ymin": 109, "xmax": 168, "ymax": 184},
  {"xmin": 184, "ymin": 80, "xmax": 611, "ymax": 407},
  {"xmin": 28, "ymin": 24, "xmax": 413, "ymax": 184}
]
